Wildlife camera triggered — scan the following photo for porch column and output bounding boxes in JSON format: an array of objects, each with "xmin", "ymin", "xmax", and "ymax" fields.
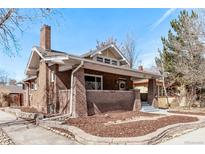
[
  {"xmin": 72, "ymin": 68, "xmax": 87, "ymax": 117},
  {"xmin": 53, "ymin": 64, "xmax": 60, "ymax": 113},
  {"xmin": 133, "ymin": 89, "xmax": 141, "ymax": 111},
  {"xmin": 147, "ymin": 79, "xmax": 157, "ymax": 105}
]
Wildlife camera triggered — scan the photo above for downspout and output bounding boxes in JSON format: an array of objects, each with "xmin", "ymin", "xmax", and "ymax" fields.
[{"xmin": 69, "ymin": 61, "xmax": 84, "ymax": 116}]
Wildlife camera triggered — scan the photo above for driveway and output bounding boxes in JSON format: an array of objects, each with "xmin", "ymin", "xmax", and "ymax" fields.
[{"xmin": 0, "ymin": 110, "xmax": 78, "ymax": 145}]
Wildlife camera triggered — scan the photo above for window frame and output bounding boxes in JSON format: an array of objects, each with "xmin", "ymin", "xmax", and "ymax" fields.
[
  {"xmin": 84, "ymin": 73, "xmax": 103, "ymax": 90},
  {"xmin": 94, "ymin": 55, "xmax": 119, "ymax": 66},
  {"xmin": 51, "ymin": 71, "xmax": 56, "ymax": 83}
]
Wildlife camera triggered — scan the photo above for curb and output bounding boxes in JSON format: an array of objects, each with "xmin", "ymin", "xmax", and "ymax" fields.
[{"xmin": 39, "ymin": 119, "xmax": 205, "ymax": 145}]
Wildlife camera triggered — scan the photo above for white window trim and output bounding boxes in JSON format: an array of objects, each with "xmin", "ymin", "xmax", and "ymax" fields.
[
  {"xmin": 51, "ymin": 71, "xmax": 55, "ymax": 82},
  {"xmin": 84, "ymin": 73, "xmax": 103, "ymax": 90},
  {"xmin": 94, "ymin": 55, "xmax": 119, "ymax": 66}
]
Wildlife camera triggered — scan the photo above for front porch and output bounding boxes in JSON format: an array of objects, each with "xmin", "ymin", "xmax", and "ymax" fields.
[{"xmin": 47, "ymin": 56, "xmax": 160, "ymax": 117}]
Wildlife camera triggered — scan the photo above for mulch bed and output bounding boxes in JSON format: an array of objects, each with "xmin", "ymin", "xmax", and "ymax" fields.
[
  {"xmin": 65, "ymin": 112, "xmax": 198, "ymax": 137},
  {"xmin": 168, "ymin": 111, "xmax": 205, "ymax": 116}
]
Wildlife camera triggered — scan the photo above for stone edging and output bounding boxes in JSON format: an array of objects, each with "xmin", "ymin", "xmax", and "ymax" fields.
[
  {"xmin": 39, "ymin": 119, "xmax": 205, "ymax": 145},
  {"xmin": 1, "ymin": 107, "xmax": 44, "ymax": 120}
]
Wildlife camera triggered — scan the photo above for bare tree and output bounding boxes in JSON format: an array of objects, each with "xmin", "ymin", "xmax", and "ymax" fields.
[
  {"xmin": 96, "ymin": 37, "xmax": 118, "ymax": 50},
  {"xmin": 121, "ymin": 33, "xmax": 138, "ymax": 68},
  {"xmin": 0, "ymin": 69, "xmax": 9, "ymax": 85},
  {"xmin": 0, "ymin": 8, "xmax": 59, "ymax": 56},
  {"xmin": 95, "ymin": 34, "xmax": 139, "ymax": 69}
]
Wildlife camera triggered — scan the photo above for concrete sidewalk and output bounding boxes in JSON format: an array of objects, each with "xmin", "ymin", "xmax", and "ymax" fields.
[
  {"xmin": 0, "ymin": 110, "xmax": 78, "ymax": 145},
  {"xmin": 161, "ymin": 127, "xmax": 205, "ymax": 145}
]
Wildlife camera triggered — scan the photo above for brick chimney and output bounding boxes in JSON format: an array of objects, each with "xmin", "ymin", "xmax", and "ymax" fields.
[
  {"xmin": 40, "ymin": 25, "xmax": 51, "ymax": 50},
  {"xmin": 138, "ymin": 65, "xmax": 143, "ymax": 71}
]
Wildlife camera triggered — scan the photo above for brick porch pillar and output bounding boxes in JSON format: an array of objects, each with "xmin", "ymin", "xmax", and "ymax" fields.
[
  {"xmin": 147, "ymin": 79, "xmax": 157, "ymax": 105},
  {"xmin": 133, "ymin": 89, "xmax": 141, "ymax": 111},
  {"xmin": 72, "ymin": 68, "xmax": 87, "ymax": 117}
]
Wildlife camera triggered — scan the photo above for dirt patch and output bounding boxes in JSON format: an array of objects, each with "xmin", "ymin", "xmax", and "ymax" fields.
[
  {"xmin": 64, "ymin": 111, "xmax": 198, "ymax": 137},
  {"xmin": 65, "ymin": 111, "xmax": 160, "ymax": 125},
  {"xmin": 20, "ymin": 107, "xmax": 45, "ymax": 114},
  {"xmin": 168, "ymin": 111, "xmax": 205, "ymax": 116}
]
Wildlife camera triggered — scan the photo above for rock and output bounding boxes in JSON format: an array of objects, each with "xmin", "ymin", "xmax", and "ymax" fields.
[{"xmin": 0, "ymin": 129, "xmax": 14, "ymax": 145}]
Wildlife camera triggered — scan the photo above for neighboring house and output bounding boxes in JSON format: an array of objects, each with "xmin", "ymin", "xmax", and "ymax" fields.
[
  {"xmin": 0, "ymin": 85, "xmax": 25, "ymax": 107},
  {"xmin": 134, "ymin": 78, "xmax": 164, "ymax": 101},
  {"xmin": 23, "ymin": 25, "xmax": 160, "ymax": 117}
]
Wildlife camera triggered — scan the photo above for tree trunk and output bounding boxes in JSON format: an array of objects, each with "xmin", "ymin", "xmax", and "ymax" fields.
[{"xmin": 179, "ymin": 85, "xmax": 187, "ymax": 107}]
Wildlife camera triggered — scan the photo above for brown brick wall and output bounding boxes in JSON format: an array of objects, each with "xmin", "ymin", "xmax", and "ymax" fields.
[
  {"xmin": 30, "ymin": 61, "xmax": 48, "ymax": 113},
  {"xmin": 73, "ymin": 68, "xmax": 87, "ymax": 117},
  {"xmin": 58, "ymin": 90, "xmax": 70, "ymax": 114},
  {"xmin": 86, "ymin": 90, "xmax": 139, "ymax": 115},
  {"xmin": 147, "ymin": 79, "xmax": 157, "ymax": 104},
  {"xmin": 84, "ymin": 69, "xmax": 133, "ymax": 90},
  {"xmin": 40, "ymin": 25, "xmax": 51, "ymax": 50}
]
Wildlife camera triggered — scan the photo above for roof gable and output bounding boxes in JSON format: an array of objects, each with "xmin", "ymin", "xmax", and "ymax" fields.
[{"xmin": 81, "ymin": 44, "xmax": 130, "ymax": 66}]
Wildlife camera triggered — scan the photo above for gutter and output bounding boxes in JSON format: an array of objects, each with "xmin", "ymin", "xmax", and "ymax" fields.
[{"xmin": 69, "ymin": 60, "xmax": 84, "ymax": 117}]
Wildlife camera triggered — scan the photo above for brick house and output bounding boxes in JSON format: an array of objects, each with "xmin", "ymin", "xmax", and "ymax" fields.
[
  {"xmin": 0, "ymin": 85, "xmax": 25, "ymax": 107},
  {"xmin": 23, "ymin": 25, "xmax": 160, "ymax": 117}
]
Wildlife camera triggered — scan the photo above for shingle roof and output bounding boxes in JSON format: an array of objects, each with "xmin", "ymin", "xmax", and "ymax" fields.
[
  {"xmin": 0, "ymin": 85, "xmax": 24, "ymax": 94},
  {"xmin": 34, "ymin": 46, "xmax": 68, "ymax": 58}
]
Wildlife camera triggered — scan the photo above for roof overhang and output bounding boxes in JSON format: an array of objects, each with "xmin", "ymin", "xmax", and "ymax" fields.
[
  {"xmin": 59, "ymin": 54, "xmax": 161, "ymax": 79},
  {"xmin": 25, "ymin": 47, "xmax": 44, "ymax": 75},
  {"xmin": 23, "ymin": 76, "xmax": 37, "ymax": 82}
]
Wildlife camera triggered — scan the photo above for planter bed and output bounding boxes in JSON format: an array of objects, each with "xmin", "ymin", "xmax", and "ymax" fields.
[{"xmin": 65, "ymin": 113, "xmax": 198, "ymax": 137}]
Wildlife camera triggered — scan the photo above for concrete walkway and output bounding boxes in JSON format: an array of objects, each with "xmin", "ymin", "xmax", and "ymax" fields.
[
  {"xmin": 161, "ymin": 127, "xmax": 205, "ymax": 145},
  {"xmin": 0, "ymin": 110, "xmax": 78, "ymax": 145}
]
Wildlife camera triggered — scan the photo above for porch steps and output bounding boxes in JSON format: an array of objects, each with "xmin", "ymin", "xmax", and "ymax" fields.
[{"xmin": 141, "ymin": 102, "xmax": 160, "ymax": 113}]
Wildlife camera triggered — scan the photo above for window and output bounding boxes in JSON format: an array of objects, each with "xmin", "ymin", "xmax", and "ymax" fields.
[
  {"xmin": 112, "ymin": 60, "xmax": 117, "ymax": 65},
  {"xmin": 30, "ymin": 82, "xmax": 37, "ymax": 90},
  {"xmin": 96, "ymin": 56, "xmax": 103, "ymax": 62},
  {"xmin": 51, "ymin": 71, "xmax": 55, "ymax": 82},
  {"xmin": 104, "ymin": 58, "xmax": 110, "ymax": 64},
  {"xmin": 95, "ymin": 56, "xmax": 119, "ymax": 66},
  {"xmin": 85, "ymin": 74, "xmax": 102, "ymax": 90}
]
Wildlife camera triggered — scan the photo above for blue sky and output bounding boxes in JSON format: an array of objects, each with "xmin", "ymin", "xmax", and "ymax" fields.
[{"xmin": 0, "ymin": 8, "xmax": 182, "ymax": 81}]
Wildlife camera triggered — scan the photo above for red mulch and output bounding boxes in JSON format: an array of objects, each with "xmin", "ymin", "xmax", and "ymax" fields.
[
  {"xmin": 65, "ymin": 112, "xmax": 198, "ymax": 137},
  {"xmin": 169, "ymin": 111, "xmax": 205, "ymax": 116}
]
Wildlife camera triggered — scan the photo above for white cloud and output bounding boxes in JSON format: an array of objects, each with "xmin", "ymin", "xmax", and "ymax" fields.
[{"xmin": 151, "ymin": 8, "xmax": 176, "ymax": 30}]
